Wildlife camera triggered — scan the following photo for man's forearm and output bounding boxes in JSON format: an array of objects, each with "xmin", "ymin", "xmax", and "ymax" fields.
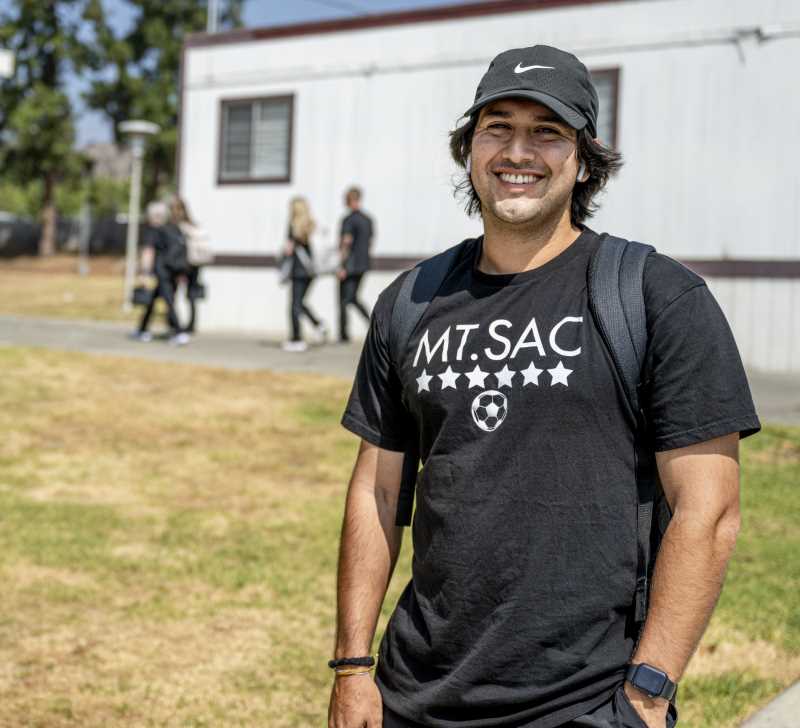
[
  {"xmin": 632, "ymin": 505, "xmax": 740, "ymax": 680},
  {"xmin": 334, "ymin": 479, "xmax": 403, "ymax": 658}
]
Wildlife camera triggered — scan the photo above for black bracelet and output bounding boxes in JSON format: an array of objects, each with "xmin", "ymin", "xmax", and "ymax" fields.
[{"xmin": 328, "ymin": 656, "xmax": 375, "ymax": 669}]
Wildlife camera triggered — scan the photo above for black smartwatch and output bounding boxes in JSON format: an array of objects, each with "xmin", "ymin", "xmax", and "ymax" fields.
[{"xmin": 625, "ymin": 663, "xmax": 677, "ymax": 702}]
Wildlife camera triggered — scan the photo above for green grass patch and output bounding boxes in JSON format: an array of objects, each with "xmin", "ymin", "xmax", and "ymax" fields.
[
  {"xmin": 0, "ymin": 492, "xmax": 123, "ymax": 570},
  {"xmin": 0, "ymin": 347, "xmax": 796, "ymax": 727},
  {"xmin": 714, "ymin": 425, "xmax": 800, "ymax": 651},
  {"xmin": 681, "ymin": 673, "xmax": 783, "ymax": 728}
]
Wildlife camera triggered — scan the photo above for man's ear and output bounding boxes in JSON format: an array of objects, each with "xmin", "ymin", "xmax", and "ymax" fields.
[{"xmin": 576, "ymin": 161, "xmax": 588, "ymax": 182}]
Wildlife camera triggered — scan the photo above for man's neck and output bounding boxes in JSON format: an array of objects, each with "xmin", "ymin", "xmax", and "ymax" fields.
[{"xmin": 479, "ymin": 208, "xmax": 582, "ymax": 275}]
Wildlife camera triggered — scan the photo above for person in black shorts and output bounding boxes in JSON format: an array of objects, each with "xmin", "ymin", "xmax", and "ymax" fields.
[
  {"xmin": 337, "ymin": 186, "xmax": 373, "ymax": 342},
  {"xmin": 328, "ymin": 45, "xmax": 760, "ymax": 728}
]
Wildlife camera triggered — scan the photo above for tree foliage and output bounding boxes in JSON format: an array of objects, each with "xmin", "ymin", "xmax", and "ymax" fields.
[
  {"xmin": 84, "ymin": 0, "xmax": 244, "ymax": 202},
  {"xmin": 0, "ymin": 0, "xmax": 91, "ymax": 254}
]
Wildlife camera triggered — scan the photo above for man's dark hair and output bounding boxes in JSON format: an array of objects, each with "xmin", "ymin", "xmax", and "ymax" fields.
[{"xmin": 448, "ymin": 115, "xmax": 623, "ymax": 225}]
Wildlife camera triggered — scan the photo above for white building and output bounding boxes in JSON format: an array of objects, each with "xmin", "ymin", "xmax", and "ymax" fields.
[{"xmin": 178, "ymin": 0, "xmax": 800, "ymax": 373}]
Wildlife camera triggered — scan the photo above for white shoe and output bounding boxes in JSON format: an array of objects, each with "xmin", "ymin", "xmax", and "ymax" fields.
[
  {"xmin": 282, "ymin": 340, "xmax": 308, "ymax": 353},
  {"xmin": 129, "ymin": 331, "xmax": 152, "ymax": 343},
  {"xmin": 170, "ymin": 332, "xmax": 191, "ymax": 346}
]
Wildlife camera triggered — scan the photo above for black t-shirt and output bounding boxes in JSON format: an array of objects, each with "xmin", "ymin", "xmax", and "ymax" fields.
[
  {"xmin": 341, "ymin": 210, "xmax": 373, "ymax": 274},
  {"xmin": 146, "ymin": 223, "xmax": 188, "ymax": 276},
  {"xmin": 341, "ymin": 227, "xmax": 760, "ymax": 728},
  {"xmin": 287, "ymin": 228, "xmax": 314, "ymax": 280}
]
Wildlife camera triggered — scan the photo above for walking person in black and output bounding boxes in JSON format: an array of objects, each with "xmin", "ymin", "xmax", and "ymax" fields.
[
  {"xmin": 283, "ymin": 196, "xmax": 327, "ymax": 353},
  {"xmin": 337, "ymin": 186, "xmax": 373, "ymax": 342},
  {"xmin": 133, "ymin": 201, "xmax": 190, "ymax": 346},
  {"xmin": 170, "ymin": 195, "xmax": 211, "ymax": 337}
]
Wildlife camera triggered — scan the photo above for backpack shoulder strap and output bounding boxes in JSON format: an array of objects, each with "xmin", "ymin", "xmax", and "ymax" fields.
[
  {"xmin": 587, "ymin": 234, "xmax": 654, "ymax": 425},
  {"xmin": 588, "ymin": 233, "xmax": 658, "ymax": 624},
  {"xmin": 390, "ymin": 238, "xmax": 476, "ymax": 526},
  {"xmin": 389, "ymin": 239, "xmax": 474, "ymax": 369}
]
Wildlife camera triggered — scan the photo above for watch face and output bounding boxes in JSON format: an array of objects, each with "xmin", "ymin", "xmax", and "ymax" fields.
[{"xmin": 636, "ymin": 665, "xmax": 667, "ymax": 696}]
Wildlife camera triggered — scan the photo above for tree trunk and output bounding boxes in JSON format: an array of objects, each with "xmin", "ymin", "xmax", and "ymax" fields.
[{"xmin": 39, "ymin": 173, "xmax": 57, "ymax": 257}]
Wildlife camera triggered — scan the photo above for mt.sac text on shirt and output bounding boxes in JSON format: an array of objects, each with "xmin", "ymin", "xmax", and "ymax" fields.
[{"xmin": 412, "ymin": 315, "xmax": 583, "ymax": 367}]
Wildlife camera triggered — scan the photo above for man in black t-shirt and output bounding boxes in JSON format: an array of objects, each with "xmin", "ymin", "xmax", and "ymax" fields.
[
  {"xmin": 328, "ymin": 45, "xmax": 759, "ymax": 728},
  {"xmin": 337, "ymin": 186, "xmax": 374, "ymax": 342}
]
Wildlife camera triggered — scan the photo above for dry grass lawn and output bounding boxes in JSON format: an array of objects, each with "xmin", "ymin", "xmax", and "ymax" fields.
[
  {"xmin": 0, "ymin": 345, "xmax": 797, "ymax": 727},
  {"xmin": 0, "ymin": 255, "xmax": 137, "ymax": 323}
]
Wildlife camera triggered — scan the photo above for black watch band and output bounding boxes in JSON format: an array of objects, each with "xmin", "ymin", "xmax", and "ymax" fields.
[{"xmin": 625, "ymin": 663, "xmax": 677, "ymax": 702}]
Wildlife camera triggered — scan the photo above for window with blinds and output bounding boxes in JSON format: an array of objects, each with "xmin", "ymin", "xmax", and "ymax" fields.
[
  {"xmin": 590, "ymin": 69, "xmax": 620, "ymax": 147},
  {"xmin": 219, "ymin": 95, "xmax": 294, "ymax": 183}
]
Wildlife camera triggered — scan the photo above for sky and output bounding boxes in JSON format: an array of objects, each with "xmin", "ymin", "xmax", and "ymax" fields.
[{"xmin": 0, "ymin": 0, "xmax": 490, "ymax": 146}]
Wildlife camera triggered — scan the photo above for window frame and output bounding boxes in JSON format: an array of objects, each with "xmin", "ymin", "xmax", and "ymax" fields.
[
  {"xmin": 216, "ymin": 94, "xmax": 295, "ymax": 185},
  {"xmin": 589, "ymin": 67, "xmax": 620, "ymax": 148}
]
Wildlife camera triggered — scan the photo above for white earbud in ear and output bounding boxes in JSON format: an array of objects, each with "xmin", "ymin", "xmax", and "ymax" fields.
[
  {"xmin": 466, "ymin": 155, "xmax": 472, "ymax": 174},
  {"xmin": 577, "ymin": 161, "xmax": 586, "ymax": 181}
]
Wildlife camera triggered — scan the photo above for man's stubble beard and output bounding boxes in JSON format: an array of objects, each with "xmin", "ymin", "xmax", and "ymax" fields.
[
  {"xmin": 479, "ymin": 182, "xmax": 573, "ymax": 238},
  {"xmin": 472, "ymin": 166, "xmax": 574, "ymax": 235}
]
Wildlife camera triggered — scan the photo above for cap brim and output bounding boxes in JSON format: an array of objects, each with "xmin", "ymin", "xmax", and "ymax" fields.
[{"xmin": 464, "ymin": 89, "xmax": 588, "ymax": 132}]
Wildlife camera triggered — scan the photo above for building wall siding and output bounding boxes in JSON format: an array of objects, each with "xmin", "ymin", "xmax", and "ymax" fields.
[{"xmin": 181, "ymin": 0, "xmax": 800, "ymax": 371}]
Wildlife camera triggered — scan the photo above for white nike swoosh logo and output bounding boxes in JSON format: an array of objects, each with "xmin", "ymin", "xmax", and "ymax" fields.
[{"xmin": 514, "ymin": 63, "xmax": 555, "ymax": 73}]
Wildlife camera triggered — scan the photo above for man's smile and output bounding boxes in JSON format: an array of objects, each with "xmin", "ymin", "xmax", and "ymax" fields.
[{"xmin": 493, "ymin": 169, "xmax": 547, "ymax": 190}]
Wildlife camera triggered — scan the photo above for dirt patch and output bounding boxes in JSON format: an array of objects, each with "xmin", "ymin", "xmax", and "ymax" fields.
[{"xmin": 689, "ymin": 623, "xmax": 800, "ymax": 683}]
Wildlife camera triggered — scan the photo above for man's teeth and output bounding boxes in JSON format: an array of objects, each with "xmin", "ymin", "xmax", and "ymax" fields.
[{"xmin": 499, "ymin": 173, "xmax": 539, "ymax": 184}]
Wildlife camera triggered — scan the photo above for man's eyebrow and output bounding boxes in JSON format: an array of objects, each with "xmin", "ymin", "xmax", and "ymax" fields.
[{"xmin": 481, "ymin": 107, "xmax": 568, "ymax": 125}]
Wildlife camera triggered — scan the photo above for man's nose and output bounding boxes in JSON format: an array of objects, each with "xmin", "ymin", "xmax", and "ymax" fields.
[{"xmin": 504, "ymin": 129, "xmax": 538, "ymax": 165}]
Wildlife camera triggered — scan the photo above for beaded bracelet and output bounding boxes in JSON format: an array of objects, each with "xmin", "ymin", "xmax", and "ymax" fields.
[{"xmin": 328, "ymin": 656, "xmax": 376, "ymax": 669}]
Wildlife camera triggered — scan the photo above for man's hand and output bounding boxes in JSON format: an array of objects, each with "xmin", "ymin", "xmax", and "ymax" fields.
[
  {"xmin": 337, "ymin": 267, "xmax": 347, "ymax": 281},
  {"xmin": 623, "ymin": 683, "xmax": 669, "ymax": 728},
  {"xmin": 328, "ymin": 674, "xmax": 383, "ymax": 728}
]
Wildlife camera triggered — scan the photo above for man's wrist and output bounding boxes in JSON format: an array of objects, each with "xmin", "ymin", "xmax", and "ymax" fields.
[
  {"xmin": 626, "ymin": 662, "xmax": 678, "ymax": 701},
  {"xmin": 624, "ymin": 681, "xmax": 669, "ymax": 706}
]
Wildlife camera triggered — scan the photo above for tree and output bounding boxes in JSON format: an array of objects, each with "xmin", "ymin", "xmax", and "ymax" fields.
[
  {"xmin": 0, "ymin": 1, "xmax": 90, "ymax": 255},
  {"xmin": 84, "ymin": 0, "xmax": 243, "ymax": 202}
]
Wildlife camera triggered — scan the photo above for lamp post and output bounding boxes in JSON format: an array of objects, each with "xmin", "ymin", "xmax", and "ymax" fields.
[
  {"xmin": 78, "ymin": 156, "xmax": 95, "ymax": 277},
  {"xmin": 207, "ymin": 0, "xmax": 219, "ymax": 33},
  {"xmin": 119, "ymin": 120, "xmax": 159, "ymax": 312},
  {"xmin": 0, "ymin": 49, "xmax": 13, "ymax": 78}
]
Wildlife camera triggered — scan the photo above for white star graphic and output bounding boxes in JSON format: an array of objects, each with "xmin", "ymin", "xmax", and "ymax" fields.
[
  {"xmin": 438, "ymin": 366, "xmax": 461, "ymax": 390},
  {"xmin": 520, "ymin": 361, "xmax": 543, "ymax": 386},
  {"xmin": 494, "ymin": 364, "xmax": 516, "ymax": 388},
  {"xmin": 416, "ymin": 369, "xmax": 433, "ymax": 393},
  {"xmin": 465, "ymin": 364, "xmax": 489, "ymax": 389},
  {"xmin": 548, "ymin": 360, "xmax": 573, "ymax": 387}
]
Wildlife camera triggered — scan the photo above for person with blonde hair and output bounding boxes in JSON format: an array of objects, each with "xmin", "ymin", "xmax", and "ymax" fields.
[
  {"xmin": 170, "ymin": 195, "xmax": 212, "ymax": 336},
  {"xmin": 282, "ymin": 196, "xmax": 326, "ymax": 352}
]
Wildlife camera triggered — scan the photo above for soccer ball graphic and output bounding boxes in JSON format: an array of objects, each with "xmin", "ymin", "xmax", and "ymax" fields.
[{"xmin": 470, "ymin": 390, "xmax": 508, "ymax": 432}]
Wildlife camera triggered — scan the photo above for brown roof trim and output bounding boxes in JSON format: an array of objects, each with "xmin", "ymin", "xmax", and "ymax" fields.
[
  {"xmin": 682, "ymin": 259, "xmax": 800, "ymax": 279},
  {"xmin": 185, "ymin": 0, "xmax": 624, "ymax": 49},
  {"xmin": 210, "ymin": 254, "xmax": 800, "ymax": 279}
]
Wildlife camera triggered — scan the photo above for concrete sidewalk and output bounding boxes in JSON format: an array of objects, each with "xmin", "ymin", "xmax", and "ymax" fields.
[
  {"xmin": 1, "ymin": 314, "xmax": 798, "ymax": 426},
  {"xmin": 0, "ymin": 314, "xmax": 361, "ymax": 379},
  {"xmin": 740, "ymin": 682, "xmax": 800, "ymax": 728}
]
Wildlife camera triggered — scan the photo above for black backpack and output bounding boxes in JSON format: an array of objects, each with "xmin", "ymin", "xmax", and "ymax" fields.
[{"xmin": 387, "ymin": 233, "xmax": 670, "ymax": 625}]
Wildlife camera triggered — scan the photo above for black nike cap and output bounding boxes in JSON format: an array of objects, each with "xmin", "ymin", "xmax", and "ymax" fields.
[{"xmin": 464, "ymin": 45, "xmax": 599, "ymax": 137}]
